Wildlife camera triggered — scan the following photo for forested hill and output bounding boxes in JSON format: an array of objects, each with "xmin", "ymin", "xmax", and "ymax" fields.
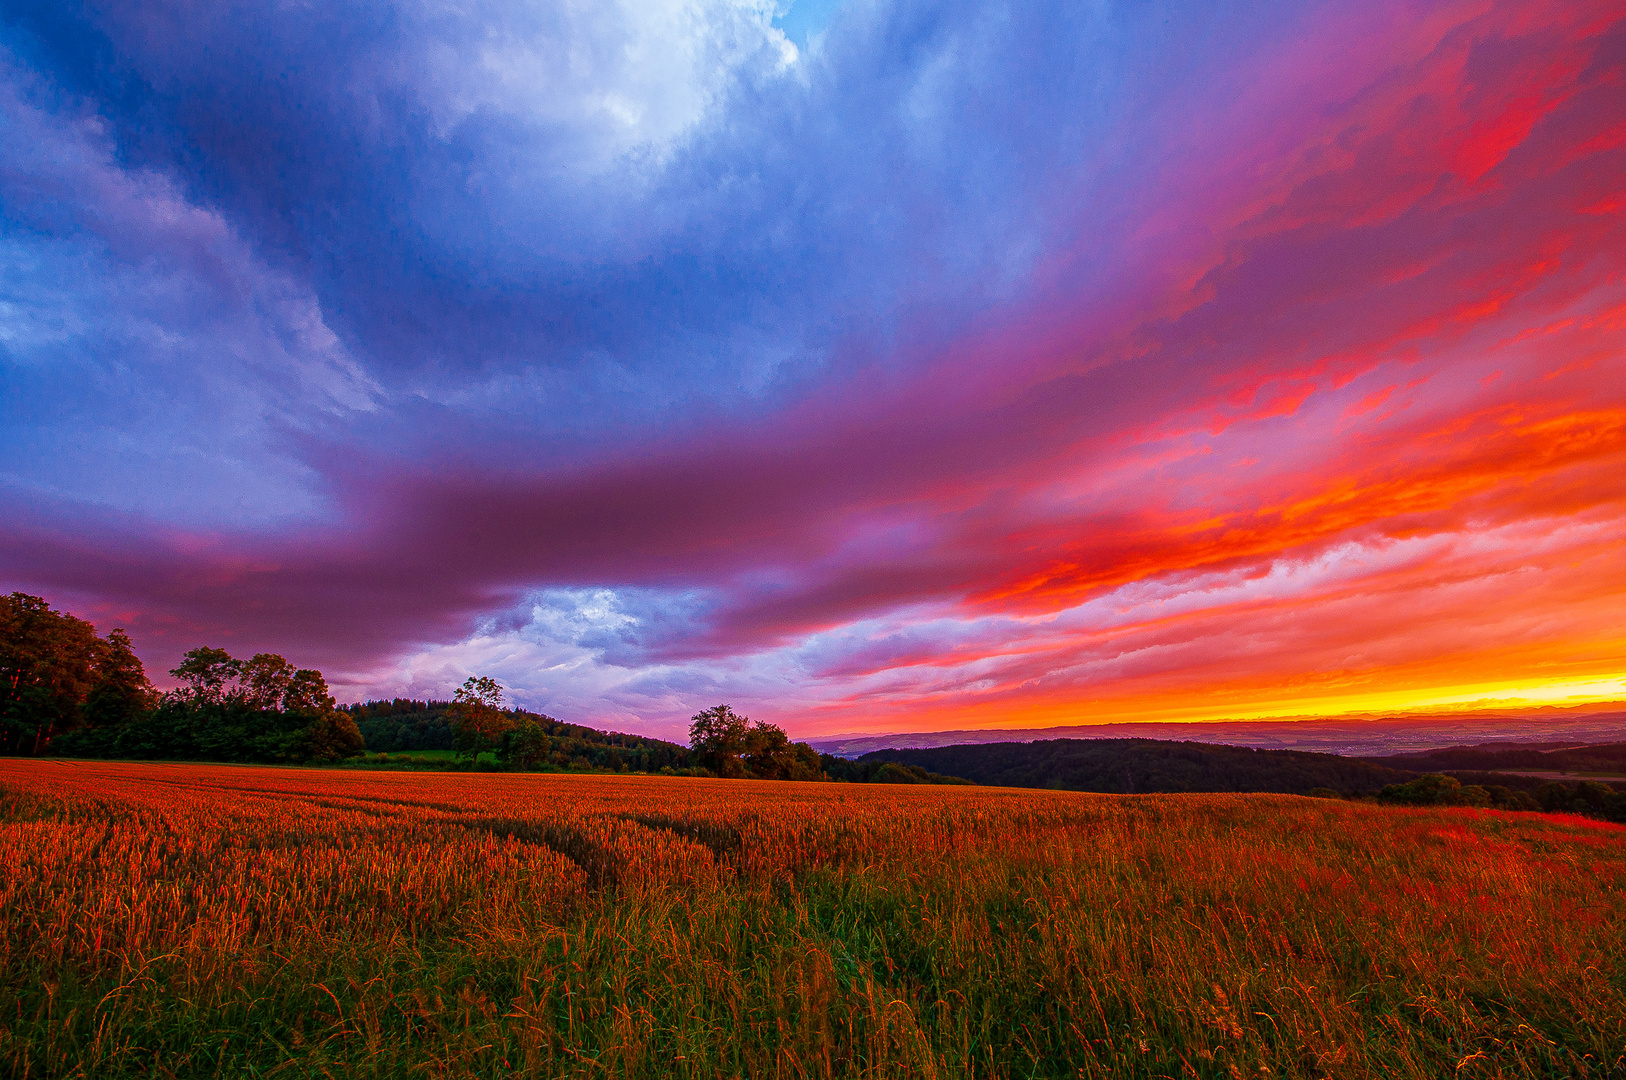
[
  {"xmin": 1361, "ymin": 742, "xmax": 1626, "ymax": 775},
  {"xmin": 858, "ymin": 738, "xmax": 1418, "ymax": 795},
  {"xmin": 344, "ymin": 699, "xmax": 688, "ymax": 771}
]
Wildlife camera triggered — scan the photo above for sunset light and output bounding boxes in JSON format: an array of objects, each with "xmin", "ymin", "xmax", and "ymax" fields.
[
  {"xmin": 6, "ymin": 2, "xmax": 1626, "ymax": 1074},
  {"xmin": 2, "ymin": 0, "xmax": 1623, "ymax": 741}
]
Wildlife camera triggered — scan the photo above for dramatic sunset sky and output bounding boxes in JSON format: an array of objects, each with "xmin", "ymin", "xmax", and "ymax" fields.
[{"xmin": 2, "ymin": 0, "xmax": 1623, "ymax": 740}]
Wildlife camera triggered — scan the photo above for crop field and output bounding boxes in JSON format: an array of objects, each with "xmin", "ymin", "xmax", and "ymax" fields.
[{"xmin": 2, "ymin": 762, "xmax": 1624, "ymax": 1079}]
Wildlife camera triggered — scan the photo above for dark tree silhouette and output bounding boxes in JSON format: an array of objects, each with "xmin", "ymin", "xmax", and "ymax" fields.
[
  {"xmin": 1, "ymin": 593, "xmax": 155, "ymax": 754},
  {"xmin": 688, "ymin": 705, "xmax": 822, "ymax": 780}
]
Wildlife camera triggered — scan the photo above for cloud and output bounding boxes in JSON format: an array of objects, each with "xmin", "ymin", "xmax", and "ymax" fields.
[
  {"xmin": 1, "ymin": 0, "xmax": 1623, "ymax": 734},
  {"xmin": 0, "ymin": 50, "xmax": 377, "ymax": 524}
]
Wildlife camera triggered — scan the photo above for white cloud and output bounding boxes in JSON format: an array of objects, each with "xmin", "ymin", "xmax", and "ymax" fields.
[{"xmin": 412, "ymin": 0, "xmax": 796, "ymax": 179}]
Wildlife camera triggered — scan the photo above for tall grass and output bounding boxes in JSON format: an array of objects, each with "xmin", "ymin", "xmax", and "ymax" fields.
[{"xmin": 2, "ymin": 760, "xmax": 1622, "ymax": 1078}]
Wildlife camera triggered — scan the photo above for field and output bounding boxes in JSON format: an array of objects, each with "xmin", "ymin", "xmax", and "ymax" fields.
[{"xmin": 2, "ymin": 763, "xmax": 1624, "ymax": 1078}]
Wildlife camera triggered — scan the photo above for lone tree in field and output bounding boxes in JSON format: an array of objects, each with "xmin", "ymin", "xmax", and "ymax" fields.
[
  {"xmin": 450, "ymin": 676, "xmax": 510, "ymax": 764},
  {"xmin": 688, "ymin": 704, "xmax": 823, "ymax": 780}
]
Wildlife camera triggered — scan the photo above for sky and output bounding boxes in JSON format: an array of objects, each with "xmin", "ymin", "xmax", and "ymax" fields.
[{"xmin": 2, "ymin": 0, "xmax": 1623, "ymax": 742}]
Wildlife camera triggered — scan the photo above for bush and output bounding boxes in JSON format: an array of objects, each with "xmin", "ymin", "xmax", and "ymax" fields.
[{"xmin": 1379, "ymin": 774, "xmax": 1467, "ymax": 806}]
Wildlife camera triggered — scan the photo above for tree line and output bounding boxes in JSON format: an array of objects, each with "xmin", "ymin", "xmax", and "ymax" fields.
[
  {"xmin": 48, "ymin": 643, "xmax": 366, "ymax": 764},
  {"xmin": 2, "ymin": 592, "xmax": 958, "ymax": 783},
  {"xmin": 859, "ymin": 736, "xmax": 1626, "ymax": 824},
  {"xmin": 1360, "ymin": 741, "xmax": 1626, "ymax": 775},
  {"xmin": 860, "ymin": 737, "xmax": 1420, "ymax": 794},
  {"xmin": 1372, "ymin": 772, "xmax": 1626, "ymax": 822},
  {"xmin": 442, "ymin": 692, "xmax": 965, "ymax": 783},
  {"xmin": 1, "ymin": 592, "xmax": 360, "ymax": 763}
]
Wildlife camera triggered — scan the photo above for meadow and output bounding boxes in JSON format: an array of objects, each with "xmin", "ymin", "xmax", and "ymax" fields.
[{"xmin": 2, "ymin": 761, "xmax": 1623, "ymax": 1079}]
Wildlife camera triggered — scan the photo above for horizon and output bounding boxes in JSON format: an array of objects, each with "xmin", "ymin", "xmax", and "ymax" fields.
[{"xmin": 3, "ymin": 0, "xmax": 1624, "ymax": 744}]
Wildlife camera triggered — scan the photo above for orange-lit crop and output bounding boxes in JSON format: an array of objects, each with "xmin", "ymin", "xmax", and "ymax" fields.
[{"xmin": 3, "ymin": 760, "xmax": 1624, "ymax": 1077}]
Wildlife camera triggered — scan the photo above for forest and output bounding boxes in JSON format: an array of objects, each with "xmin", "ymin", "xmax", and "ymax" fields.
[
  {"xmin": 860, "ymin": 737, "xmax": 1626, "ymax": 823},
  {"xmin": 0, "ymin": 592, "xmax": 360, "ymax": 765},
  {"xmin": 861, "ymin": 737, "xmax": 1420, "ymax": 794},
  {"xmin": 344, "ymin": 697, "xmax": 692, "ymax": 773},
  {"xmin": 43, "ymin": 639, "xmax": 365, "ymax": 765},
  {"xmin": 1361, "ymin": 740, "xmax": 1626, "ymax": 774}
]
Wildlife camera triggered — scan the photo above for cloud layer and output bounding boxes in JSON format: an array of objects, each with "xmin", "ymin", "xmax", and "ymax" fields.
[{"xmin": 3, "ymin": 0, "xmax": 1623, "ymax": 739}]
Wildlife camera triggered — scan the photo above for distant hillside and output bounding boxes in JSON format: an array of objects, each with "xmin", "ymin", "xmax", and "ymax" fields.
[
  {"xmin": 1363, "ymin": 742, "xmax": 1626, "ymax": 776},
  {"xmin": 347, "ymin": 700, "xmax": 968, "ymax": 783},
  {"xmin": 814, "ymin": 709, "xmax": 1626, "ymax": 758},
  {"xmin": 859, "ymin": 738, "xmax": 1421, "ymax": 794},
  {"xmin": 344, "ymin": 699, "xmax": 689, "ymax": 771}
]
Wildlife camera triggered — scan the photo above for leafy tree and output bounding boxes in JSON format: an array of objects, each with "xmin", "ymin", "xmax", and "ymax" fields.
[
  {"xmin": 450, "ymin": 676, "xmax": 511, "ymax": 763},
  {"xmin": 1379, "ymin": 774, "xmax": 1484, "ymax": 806},
  {"xmin": 1481, "ymin": 785, "xmax": 1540, "ymax": 811},
  {"xmin": 872, "ymin": 762, "xmax": 924, "ymax": 784},
  {"xmin": 282, "ymin": 667, "xmax": 336, "ymax": 714},
  {"xmin": 1, "ymin": 593, "xmax": 153, "ymax": 754},
  {"xmin": 689, "ymin": 704, "xmax": 751, "ymax": 775},
  {"xmin": 83, "ymin": 629, "xmax": 156, "ymax": 728},
  {"xmin": 54, "ymin": 640, "xmax": 359, "ymax": 765},
  {"xmin": 498, "ymin": 717, "xmax": 553, "ymax": 769},
  {"xmin": 818, "ymin": 755, "xmax": 971, "ymax": 785},
  {"xmin": 742, "ymin": 723, "xmax": 823, "ymax": 780},
  {"xmin": 300, "ymin": 709, "xmax": 366, "ymax": 761},
  {"xmin": 688, "ymin": 705, "xmax": 823, "ymax": 780},
  {"xmin": 170, "ymin": 647, "xmax": 242, "ymax": 706},
  {"xmin": 239, "ymin": 653, "xmax": 299, "ymax": 710}
]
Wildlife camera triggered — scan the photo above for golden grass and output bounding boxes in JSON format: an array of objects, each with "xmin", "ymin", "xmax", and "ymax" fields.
[{"xmin": 2, "ymin": 760, "xmax": 1623, "ymax": 1078}]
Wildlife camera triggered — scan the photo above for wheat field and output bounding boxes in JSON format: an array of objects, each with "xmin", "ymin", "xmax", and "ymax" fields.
[{"xmin": 2, "ymin": 760, "xmax": 1622, "ymax": 1078}]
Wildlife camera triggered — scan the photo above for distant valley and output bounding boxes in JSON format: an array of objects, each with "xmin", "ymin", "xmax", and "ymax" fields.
[{"xmin": 811, "ymin": 704, "xmax": 1626, "ymax": 758}]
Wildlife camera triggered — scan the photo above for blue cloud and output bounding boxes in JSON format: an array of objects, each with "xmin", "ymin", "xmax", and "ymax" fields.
[{"xmin": 2, "ymin": 0, "xmax": 1275, "ymax": 472}]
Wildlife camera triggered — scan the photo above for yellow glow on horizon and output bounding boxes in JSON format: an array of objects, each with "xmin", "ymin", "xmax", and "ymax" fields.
[
  {"xmin": 1166, "ymin": 674, "xmax": 1626, "ymax": 723},
  {"xmin": 809, "ymin": 671, "xmax": 1626, "ymax": 737}
]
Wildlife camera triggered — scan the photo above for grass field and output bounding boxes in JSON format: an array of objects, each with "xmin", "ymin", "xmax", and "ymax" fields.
[{"xmin": 2, "ymin": 761, "xmax": 1623, "ymax": 1078}]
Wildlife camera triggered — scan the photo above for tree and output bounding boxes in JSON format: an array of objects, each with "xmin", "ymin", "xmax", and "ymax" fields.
[
  {"xmin": 689, "ymin": 704, "xmax": 752, "ymax": 776},
  {"xmin": 79, "ymin": 642, "xmax": 356, "ymax": 763},
  {"xmin": 239, "ymin": 653, "xmax": 298, "ymax": 710},
  {"xmin": 450, "ymin": 676, "xmax": 510, "ymax": 764},
  {"xmin": 499, "ymin": 717, "xmax": 553, "ymax": 770},
  {"xmin": 282, "ymin": 668, "xmax": 336, "ymax": 714},
  {"xmin": 742, "ymin": 722, "xmax": 823, "ymax": 780},
  {"xmin": 688, "ymin": 705, "xmax": 823, "ymax": 780},
  {"xmin": 300, "ymin": 709, "xmax": 365, "ymax": 761},
  {"xmin": 170, "ymin": 647, "xmax": 242, "ymax": 706},
  {"xmin": 83, "ymin": 629, "xmax": 156, "ymax": 728},
  {"xmin": 1, "ymin": 592, "xmax": 151, "ymax": 754}
]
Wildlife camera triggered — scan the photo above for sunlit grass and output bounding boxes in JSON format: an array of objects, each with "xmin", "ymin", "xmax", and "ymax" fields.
[{"xmin": 2, "ymin": 761, "xmax": 1623, "ymax": 1078}]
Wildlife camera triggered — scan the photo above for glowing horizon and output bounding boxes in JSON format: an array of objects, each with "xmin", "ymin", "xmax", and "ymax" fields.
[{"xmin": 3, "ymin": 0, "xmax": 1624, "ymax": 742}]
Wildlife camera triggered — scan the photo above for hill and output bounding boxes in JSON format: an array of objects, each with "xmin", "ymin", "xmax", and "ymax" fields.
[
  {"xmin": 1363, "ymin": 741, "xmax": 1626, "ymax": 776},
  {"xmin": 344, "ymin": 698, "xmax": 689, "ymax": 772},
  {"xmin": 858, "ymin": 737, "xmax": 1419, "ymax": 794},
  {"xmin": 812, "ymin": 708, "xmax": 1626, "ymax": 757}
]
